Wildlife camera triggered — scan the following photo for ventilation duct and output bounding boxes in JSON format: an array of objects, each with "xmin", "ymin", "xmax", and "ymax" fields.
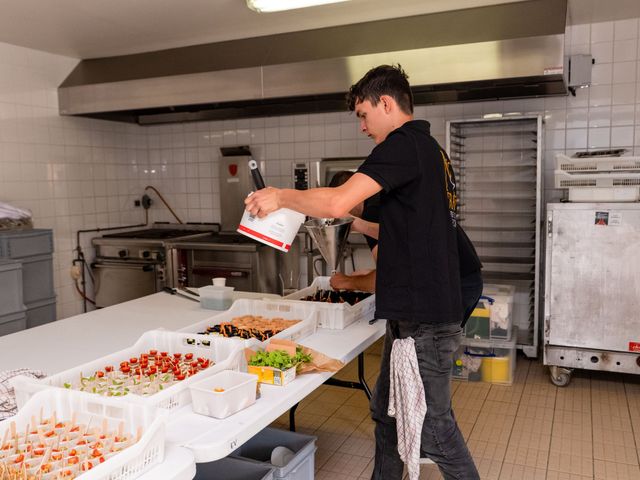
[{"xmin": 58, "ymin": 0, "xmax": 568, "ymax": 124}]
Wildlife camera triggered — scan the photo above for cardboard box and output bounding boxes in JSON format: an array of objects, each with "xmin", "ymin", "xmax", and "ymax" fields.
[{"xmin": 247, "ymin": 365, "xmax": 296, "ymax": 386}]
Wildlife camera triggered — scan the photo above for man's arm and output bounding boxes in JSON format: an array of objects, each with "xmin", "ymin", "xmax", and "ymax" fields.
[
  {"xmin": 352, "ymin": 218, "xmax": 380, "ymax": 240},
  {"xmin": 245, "ymin": 173, "xmax": 381, "ymax": 219},
  {"xmin": 329, "ymin": 270, "xmax": 376, "ymax": 293}
]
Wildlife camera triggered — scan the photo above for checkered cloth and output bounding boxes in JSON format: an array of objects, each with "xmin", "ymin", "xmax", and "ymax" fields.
[
  {"xmin": 0, "ymin": 369, "xmax": 46, "ymax": 420},
  {"xmin": 388, "ymin": 337, "xmax": 427, "ymax": 480}
]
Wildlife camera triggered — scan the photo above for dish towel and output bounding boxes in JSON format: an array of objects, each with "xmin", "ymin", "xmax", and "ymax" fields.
[
  {"xmin": 388, "ymin": 337, "xmax": 427, "ymax": 480},
  {"xmin": 0, "ymin": 369, "xmax": 47, "ymax": 420}
]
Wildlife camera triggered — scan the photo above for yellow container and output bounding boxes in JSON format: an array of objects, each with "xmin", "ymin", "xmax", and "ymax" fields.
[{"xmin": 480, "ymin": 355, "xmax": 511, "ymax": 383}]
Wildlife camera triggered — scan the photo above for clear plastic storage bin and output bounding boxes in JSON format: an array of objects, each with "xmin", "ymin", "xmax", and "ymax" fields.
[
  {"xmin": 232, "ymin": 427, "xmax": 316, "ymax": 480},
  {"xmin": 199, "ymin": 285, "xmax": 235, "ymax": 310},
  {"xmin": 452, "ymin": 327, "xmax": 518, "ymax": 385},
  {"xmin": 464, "ymin": 283, "xmax": 515, "ymax": 340}
]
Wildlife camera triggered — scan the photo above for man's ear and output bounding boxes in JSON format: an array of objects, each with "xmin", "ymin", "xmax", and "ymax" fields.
[{"xmin": 380, "ymin": 95, "xmax": 394, "ymax": 113}]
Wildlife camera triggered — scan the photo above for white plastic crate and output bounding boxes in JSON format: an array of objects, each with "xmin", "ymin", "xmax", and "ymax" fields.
[
  {"xmin": 554, "ymin": 169, "xmax": 640, "ymax": 189},
  {"xmin": 555, "ymin": 153, "xmax": 640, "ymax": 172},
  {"xmin": 282, "ymin": 277, "xmax": 375, "ymax": 329},
  {"xmin": 568, "ymin": 186, "xmax": 640, "ymax": 202},
  {"xmin": 12, "ymin": 330, "xmax": 244, "ymax": 411},
  {"xmin": 0, "ymin": 388, "xmax": 165, "ymax": 480},
  {"xmin": 189, "ymin": 371, "xmax": 258, "ymax": 419},
  {"xmin": 179, "ymin": 299, "xmax": 317, "ymax": 346}
]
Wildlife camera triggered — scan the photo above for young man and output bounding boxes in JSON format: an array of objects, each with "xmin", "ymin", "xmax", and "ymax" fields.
[
  {"xmin": 245, "ymin": 64, "xmax": 479, "ymax": 479},
  {"xmin": 328, "ymin": 170, "xmax": 483, "ymax": 327}
]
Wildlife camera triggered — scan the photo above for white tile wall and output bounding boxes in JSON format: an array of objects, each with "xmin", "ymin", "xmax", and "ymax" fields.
[
  {"xmin": 0, "ymin": 42, "xmax": 148, "ymax": 320},
  {"xmin": 1, "ymin": 16, "xmax": 640, "ymax": 320}
]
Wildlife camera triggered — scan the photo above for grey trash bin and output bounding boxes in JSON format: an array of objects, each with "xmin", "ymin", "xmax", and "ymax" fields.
[
  {"xmin": 232, "ymin": 427, "xmax": 316, "ymax": 480},
  {"xmin": 195, "ymin": 457, "xmax": 274, "ymax": 480}
]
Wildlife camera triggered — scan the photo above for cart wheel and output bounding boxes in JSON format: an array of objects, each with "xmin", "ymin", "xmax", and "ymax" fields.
[{"xmin": 549, "ymin": 366, "xmax": 572, "ymax": 387}]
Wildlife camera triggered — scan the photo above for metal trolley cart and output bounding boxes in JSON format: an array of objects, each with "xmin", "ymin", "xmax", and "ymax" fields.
[{"xmin": 544, "ymin": 203, "xmax": 640, "ymax": 386}]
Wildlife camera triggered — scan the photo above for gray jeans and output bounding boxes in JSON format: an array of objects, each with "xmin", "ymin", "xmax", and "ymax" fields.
[{"xmin": 370, "ymin": 320, "xmax": 479, "ymax": 480}]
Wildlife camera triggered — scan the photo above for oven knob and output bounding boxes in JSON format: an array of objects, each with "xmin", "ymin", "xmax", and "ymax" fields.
[
  {"xmin": 141, "ymin": 250, "xmax": 151, "ymax": 259},
  {"xmin": 118, "ymin": 249, "xmax": 128, "ymax": 258}
]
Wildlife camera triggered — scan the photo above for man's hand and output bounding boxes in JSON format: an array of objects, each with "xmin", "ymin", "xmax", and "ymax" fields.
[
  {"xmin": 329, "ymin": 272, "xmax": 356, "ymax": 291},
  {"xmin": 244, "ymin": 187, "xmax": 282, "ymax": 218}
]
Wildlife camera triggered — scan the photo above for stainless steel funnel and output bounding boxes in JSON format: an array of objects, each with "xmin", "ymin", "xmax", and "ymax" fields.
[{"xmin": 304, "ymin": 217, "xmax": 353, "ymax": 274}]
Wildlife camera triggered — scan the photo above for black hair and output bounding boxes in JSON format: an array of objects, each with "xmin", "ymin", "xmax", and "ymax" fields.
[
  {"xmin": 328, "ymin": 170, "xmax": 355, "ymax": 188},
  {"xmin": 346, "ymin": 64, "xmax": 413, "ymax": 114}
]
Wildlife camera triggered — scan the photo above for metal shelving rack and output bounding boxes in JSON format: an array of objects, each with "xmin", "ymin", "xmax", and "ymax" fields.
[{"xmin": 446, "ymin": 115, "xmax": 543, "ymax": 358}]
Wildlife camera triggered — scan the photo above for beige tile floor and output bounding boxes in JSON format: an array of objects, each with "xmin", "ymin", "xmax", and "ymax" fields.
[{"xmin": 270, "ymin": 339, "xmax": 640, "ymax": 480}]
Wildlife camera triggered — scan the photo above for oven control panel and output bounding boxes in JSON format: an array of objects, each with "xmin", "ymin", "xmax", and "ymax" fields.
[
  {"xmin": 293, "ymin": 162, "xmax": 309, "ymax": 190},
  {"xmin": 138, "ymin": 249, "xmax": 162, "ymax": 260}
]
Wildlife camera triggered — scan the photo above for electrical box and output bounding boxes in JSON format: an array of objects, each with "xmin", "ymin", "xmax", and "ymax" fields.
[
  {"xmin": 293, "ymin": 163, "xmax": 309, "ymax": 190},
  {"xmin": 567, "ymin": 54, "xmax": 592, "ymax": 88}
]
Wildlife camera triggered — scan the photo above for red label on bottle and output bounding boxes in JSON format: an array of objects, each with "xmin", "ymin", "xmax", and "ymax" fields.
[{"xmin": 629, "ymin": 342, "xmax": 640, "ymax": 352}]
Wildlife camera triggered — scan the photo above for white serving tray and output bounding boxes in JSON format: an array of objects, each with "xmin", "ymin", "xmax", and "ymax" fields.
[
  {"xmin": 282, "ymin": 277, "xmax": 375, "ymax": 329},
  {"xmin": 12, "ymin": 330, "xmax": 244, "ymax": 411}
]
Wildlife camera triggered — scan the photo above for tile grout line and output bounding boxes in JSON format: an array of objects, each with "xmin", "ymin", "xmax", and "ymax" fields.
[
  {"xmin": 544, "ymin": 360, "xmax": 561, "ymax": 480},
  {"xmin": 589, "ymin": 371, "xmax": 596, "ymax": 479},
  {"xmin": 622, "ymin": 380, "xmax": 640, "ymax": 467},
  {"xmin": 493, "ymin": 357, "xmax": 530, "ymax": 479}
]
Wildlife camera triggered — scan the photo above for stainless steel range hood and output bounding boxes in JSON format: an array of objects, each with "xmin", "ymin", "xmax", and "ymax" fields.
[{"xmin": 59, "ymin": 0, "xmax": 568, "ymax": 124}]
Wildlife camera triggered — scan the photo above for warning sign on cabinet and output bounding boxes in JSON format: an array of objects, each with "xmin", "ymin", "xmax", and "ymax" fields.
[{"xmin": 595, "ymin": 211, "xmax": 622, "ymax": 226}]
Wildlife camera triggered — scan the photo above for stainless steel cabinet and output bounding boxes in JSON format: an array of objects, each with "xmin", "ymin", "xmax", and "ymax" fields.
[
  {"xmin": 446, "ymin": 116, "xmax": 543, "ymax": 358},
  {"xmin": 543, "ymin": 203, "xmax": 640, "ymax": 386}
]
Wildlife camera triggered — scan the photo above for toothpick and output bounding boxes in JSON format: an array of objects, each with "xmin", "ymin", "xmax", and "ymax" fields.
[
  {"xmin": 36, "ymin": 447, "xmax": 51, "ymax": 480},
  {"xmin": 35, "ymin": 428, "xmax": 46, "ymax": 447},
  {"xmin": 82, "ymin": 416, "xmax": 94, "ymax": 437},
  {"xmin": 11, "ymin": 423, "xmax": 17, "ymax": 454}
]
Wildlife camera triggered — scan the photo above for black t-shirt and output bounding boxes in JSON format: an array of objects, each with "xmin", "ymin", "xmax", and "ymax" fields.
[
  {"xmin": 357, "ymin": 119, "xmax": 462, "ymax": 325},
  {"xmin": 361, "ymin": 194, "xmax": 381, "ymax": 251},
  {"xmin": 457, "ymin": 224, "xmax": 482, "ymax": 276},
  {"xmin": 362, "ymin": 194, "xmax": 481, "ymax": 276}
]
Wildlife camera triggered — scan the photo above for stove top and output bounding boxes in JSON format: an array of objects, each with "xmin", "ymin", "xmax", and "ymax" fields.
[{"xmin": 102, "ymin": 228, "xmax": 206, "ymax": 240}]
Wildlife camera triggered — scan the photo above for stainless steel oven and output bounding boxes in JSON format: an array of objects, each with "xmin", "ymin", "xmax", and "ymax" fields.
[
  {"xmin": 91, "ymin": 224, "xmax": 215, "ymax": 308},
  {"xmin": 166, "ymin": 233, "xmax": 279, "ymax": 294},
  {"xmin": 93, "ymin": 260, "xmax": 160, "ymax": 307}
]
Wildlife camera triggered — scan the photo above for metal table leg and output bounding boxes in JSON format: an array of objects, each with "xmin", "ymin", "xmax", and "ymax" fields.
[
  {"xmin": 289, "ymin": 403, "xmax": 299, "ymax": 432},
  {"xmin": 288, "ymin": 352, "xmax": 373, "ymax": 431},
  {"xmin": 324, "ymin": 352, "xmax": 372, "ymax": 400}
]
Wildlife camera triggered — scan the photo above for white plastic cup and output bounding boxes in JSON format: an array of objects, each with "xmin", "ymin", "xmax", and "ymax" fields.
[{"xmin": 212, "ymin": 277, "xmax": 226, "ymax": 286}]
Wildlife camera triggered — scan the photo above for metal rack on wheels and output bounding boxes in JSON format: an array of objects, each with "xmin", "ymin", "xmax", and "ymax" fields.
[{"xmin": 446, "ymin": 116, "xmax": 544, "ymax": 358}]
